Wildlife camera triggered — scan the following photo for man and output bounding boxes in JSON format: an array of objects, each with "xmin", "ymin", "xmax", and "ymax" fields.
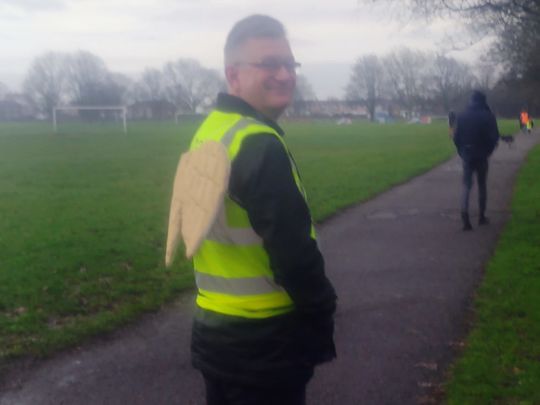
[
  {"xmin": 453, "ymin": 90, "xmax": 499, "ymax": 231},
  {"xmin": 187, "ymin": 15, "xmax": 337, "ymax": 404}
]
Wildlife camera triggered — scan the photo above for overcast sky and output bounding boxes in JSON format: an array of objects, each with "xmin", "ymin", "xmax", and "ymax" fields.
[{"xmin": 0, "ymin": 0, "xmax": 492, "ymax": 99}]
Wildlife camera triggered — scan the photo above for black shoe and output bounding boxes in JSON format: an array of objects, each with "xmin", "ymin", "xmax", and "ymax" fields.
[
  {"xmin": 461, "ymin": 212, "xmax": 473, "ymax": 231},
  {"xmin": 479, "ymin": 215, "xmax": 490, "ymax": 225}
]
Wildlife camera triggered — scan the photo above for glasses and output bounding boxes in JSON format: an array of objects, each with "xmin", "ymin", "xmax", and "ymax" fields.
[{"xmin": 237, "ymin": 59, "xmax": 301, "ymax": 74}]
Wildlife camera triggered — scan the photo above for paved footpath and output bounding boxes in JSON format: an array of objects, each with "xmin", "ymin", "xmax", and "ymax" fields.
[{"xmin": 1, "ymin": 133, "xmax": 538, "ymax": 405}]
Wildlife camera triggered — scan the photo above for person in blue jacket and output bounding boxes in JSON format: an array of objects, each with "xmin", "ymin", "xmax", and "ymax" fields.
[{"xmin": 453, "ymin": 90, "xmax": 500, "ymax": 230}]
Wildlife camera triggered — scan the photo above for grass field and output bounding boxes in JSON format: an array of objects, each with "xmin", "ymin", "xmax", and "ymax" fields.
[
  {"xmin": 444, "ymin": 142, "xmax": 540, "ymax": 404},
  {"xmin": 0, "ymin": 118, "xmax": 517, "ymax": 364}
]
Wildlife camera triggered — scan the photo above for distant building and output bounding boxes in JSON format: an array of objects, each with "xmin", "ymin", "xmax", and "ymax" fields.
[
  {"xmin": 128, "ymin": 100, "xmax": 176, "ymax": 120},
  {"xmin": 288, "ymin": 100, "xmax": 368, "ymax": 118}
]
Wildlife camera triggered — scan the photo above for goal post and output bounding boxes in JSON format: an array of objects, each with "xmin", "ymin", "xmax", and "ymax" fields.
[{"xmin": 53, "ymin": 106, "xmax": 128, "ymax": 134}]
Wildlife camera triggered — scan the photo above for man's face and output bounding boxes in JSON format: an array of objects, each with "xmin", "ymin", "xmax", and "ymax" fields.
[{"xmin": 226, "ymin": 37, "xmax": 297, "ymax": 120}]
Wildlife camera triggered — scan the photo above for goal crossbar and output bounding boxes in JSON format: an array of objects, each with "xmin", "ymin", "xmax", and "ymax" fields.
[{"xmin": 53, "ymin": 106, "xmax": 128, "ymax": 134}]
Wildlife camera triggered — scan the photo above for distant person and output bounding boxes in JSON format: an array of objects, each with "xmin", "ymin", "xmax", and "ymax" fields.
[
  {"xmin": 184, "ymin": 15, "xmax": 337, "ymax": 405},
  {"xmin": 527, "ymin": 116, "xmax": 534, "ymax": 133},
  {"xmin": 453, "ymin": 90, "xmax": 500, "ymax": 230},
  {"xmin": 520, "ymin": 109, "xmax": 529, "ymax": 133}
]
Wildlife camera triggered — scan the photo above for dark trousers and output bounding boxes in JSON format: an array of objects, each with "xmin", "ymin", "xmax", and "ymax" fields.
[
  {"xmin": 461, "ymin": 158, "xmax": 488, "ymax": 215},
  {"xmin": 203, "ymin": 374, "xmax": 307, "ymax": 405}
]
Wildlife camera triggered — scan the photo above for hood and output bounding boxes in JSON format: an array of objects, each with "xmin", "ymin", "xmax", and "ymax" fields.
[{"xmin": 468, "ymin": 90, "xmax": 491, "ymax": 112}]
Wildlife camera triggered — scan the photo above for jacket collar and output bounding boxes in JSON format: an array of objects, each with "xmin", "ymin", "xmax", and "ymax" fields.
[{"xmin": 215, "ymin": 93, "xmax": 285, "ymax": 136}]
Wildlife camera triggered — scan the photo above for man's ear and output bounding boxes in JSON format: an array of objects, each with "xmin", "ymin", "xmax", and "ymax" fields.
[{"xmin": 225, "ymin": 65, "xmax": 240, "ymax": 93}]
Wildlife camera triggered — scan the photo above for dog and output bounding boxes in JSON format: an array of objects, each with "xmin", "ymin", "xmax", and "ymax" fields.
[{"xmin": 500, "ymin": 134, "xmax": 515, "ymax": 148}]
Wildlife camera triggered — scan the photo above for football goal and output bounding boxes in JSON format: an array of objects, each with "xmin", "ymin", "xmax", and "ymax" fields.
[{"xmin": 53, "ymin": 106, "xmax": 128, "ymax": 134}]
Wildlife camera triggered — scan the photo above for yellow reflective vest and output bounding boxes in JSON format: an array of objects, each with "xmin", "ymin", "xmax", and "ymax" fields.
[{"xmin": 189, "ymin": 110, "xmax": 315, "ymax": 319}]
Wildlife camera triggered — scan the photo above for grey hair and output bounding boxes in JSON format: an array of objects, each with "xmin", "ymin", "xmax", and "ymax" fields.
[{"xmin": 224, "ymin": 15, "xmax": 287, "ymax": 66}]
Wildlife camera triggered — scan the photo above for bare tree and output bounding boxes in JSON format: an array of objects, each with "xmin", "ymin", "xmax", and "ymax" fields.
[
  {"xmin": 288, "ymin": 74, "xmax": 316, "ymax": 116},
  {"xmin": 65, "ymin": 51, "xmax": 109, "ymax": 105},
  {"xmin": 359, "ymin": 0, "xmax": 540, "ymax": 108},
  {"xmin": 359, "ymin": 0, "xmax": 540, "ymax": 28},
  {"xmin": 60, "ymin": 51, "xmax": 129, "ymax": 121},
  {"xmin": 295, "ymin": 74, "xmax": 316, "ymax": 101},
  {"xmin": 382, "ymin": 48, "xmax": 431, "ymax": 117},
  {"xmin": 162, "ymin": 58, "xmax": 224, "ymax": 113},
  {"xmin": 108, "ymin": 72, "xmax": 132, "ymax": 104},
  {"xmin": 471, "ymin": 56, "xmax": 502, "ymax": 92},
  {"xmin": 496, "ymin": 13, "xmax": 540, "ymax": 94},
  {"xmin": 346, "ymin": 54, "xmax": 383, "ymax": 121},
  {"xmin": 128, "ymin": 68, "xmax": 175, "ymax": 119},
  {"xmin": 132, "ymin": 68, "xmax": 165, "ymax": 102},
  {"xmin": 431, "ymin": 54, "xmax": 475, "ymax": 111},
  {"xmin": 23, "ymin": 51, "xmax": 69, "ymax": 118}
]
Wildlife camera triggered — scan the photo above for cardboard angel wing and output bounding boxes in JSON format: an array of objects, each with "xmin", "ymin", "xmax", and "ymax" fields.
[{"xmin": 165, "ymin": 140, "xmax": 230, "ymax": 265}]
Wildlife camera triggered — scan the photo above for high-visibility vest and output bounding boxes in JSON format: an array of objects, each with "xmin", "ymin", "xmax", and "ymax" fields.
[{"xmin": 189, "ymin": 110, "xmax": 315, "ymax": 319}]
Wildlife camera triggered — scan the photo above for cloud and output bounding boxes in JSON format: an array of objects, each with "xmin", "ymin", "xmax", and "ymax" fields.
[
  {"xmin": 0, "ymin": 0, "xmax": 66, "ymax": 12},
  {"xmin": 0, "ymin": 0, "xmax": 487, "ymax": 94}
]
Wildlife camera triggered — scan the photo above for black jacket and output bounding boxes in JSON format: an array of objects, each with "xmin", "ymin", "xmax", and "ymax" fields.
[
  {"xmin": 454, "ymin": 91, "xmax": 500, "ymax": 161},
  {"xmin": 191, "ymin": 93, "xmax": 337, "ymax": 386}
]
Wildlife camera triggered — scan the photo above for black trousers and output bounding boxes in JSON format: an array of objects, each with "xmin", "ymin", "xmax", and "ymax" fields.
[
  {"xmin": 461, "ymin": 158, "xmax": 488, "ymax": 215},
  {"xmin": 203, "ymin": 374, "xmax": 308, "ymax": 405}
]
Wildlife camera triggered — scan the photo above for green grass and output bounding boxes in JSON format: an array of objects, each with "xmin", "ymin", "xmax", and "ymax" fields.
[
  {"xmin": 0, "ymin": 122, "xmax": 198, "ymax": 362},
  {"xmin": 0, "ymin": 118, "xmax": 515, "ymax": 365},
  {"xmin": 444, "ymin": 142, "xmax": 540, "ymax": 405},
  {"xmin": 282, "ymin": 120, "xmax": 456, "ymax": 219}
]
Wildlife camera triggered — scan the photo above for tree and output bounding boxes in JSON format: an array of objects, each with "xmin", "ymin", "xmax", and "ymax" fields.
[
  {"xmin": 382, "ymin": 48, "xmax": 431, "ymax": 117},
  {"xmin": 65, "ymin": 51, "xmax": 110, "ymax": 105},
  {"xmin": 295, "ymin": 74, "xmax": 316, "ymax": 101},
  {"xmin": 359, "ymin": 0, "xmax": 540, "ymax": 109},
  {"xmin": 107, "ymin": 72, "xmax": 131, "ymax": 105},
  {"xmin": 346, "ymin": 54, "xmax": 383, "ymax": 121},
  {"xmin": 495, "ymin": 14, "xmax": 540, "ymax": 107},
  {"xmin": 162, "ymin": 58, "xmax": 224, "ymax": 113},
  {"xmin": 23, "ymin": 52, "xmax": 69, "ymax": 118},
  {"xmin": 128, "ymin": 68, "xmax": 175, "ymax": 119},
  {"xmin": 289, "ymin": 74, "xmax": 316, "ymax": 116},
  {"xmin": 132, "ymin": 68, "xmax": 165, "ymax": 102},
  {"xmin": 431, "ymin": 55, "xmax": 475, "ymax": 111},
  {"xmin": 360, "ymin": 0, "xmax": 540, "ymax": 28},
  {"xmin": 63, "ymin": 51, "xmax": 129, "ymax": 121}
]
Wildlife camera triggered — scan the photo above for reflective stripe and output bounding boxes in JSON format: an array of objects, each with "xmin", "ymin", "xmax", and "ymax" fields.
[
  {"xmin": 221, "ymin": 118, "xmax": 255, "ymax": 147},
  {"xmin": 222, "ymin": 117, "xmax": 306, "ymax": 199},
  {"xmin": 195, "ymin": 271, "xmax": 286, "ymax": 296},
  {"xmin": 206, "ymin": 205, "xmax": 262, "ymax": 245}
]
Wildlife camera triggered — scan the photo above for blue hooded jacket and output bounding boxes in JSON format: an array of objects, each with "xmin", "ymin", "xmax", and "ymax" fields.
[{"xmin": 454, "ymin": 91, "xmax": 500, "ymax": 161}]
